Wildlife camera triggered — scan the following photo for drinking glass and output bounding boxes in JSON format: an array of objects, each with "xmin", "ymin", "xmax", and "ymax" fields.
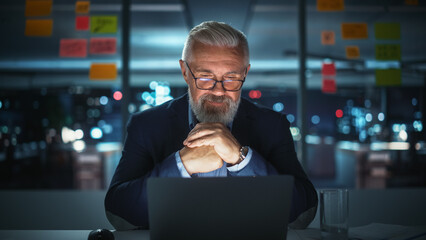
[{"xmin": 320, "ymin": 189, "xmax": 349, "ymax": 240}]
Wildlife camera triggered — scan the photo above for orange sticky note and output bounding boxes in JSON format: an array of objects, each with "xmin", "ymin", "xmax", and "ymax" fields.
[
  {"xmin": 90, "ymin": 63, "xmax": 117, "ymax": 80},
  {"xmin": 90, "ymin": 38, "xmax": 117, "ymax": 55},
  {"xmin": 76, "ymin": 1, "xmax": 90, "ymax": 14},
  {"xmin": 341, "ymin": 23, "xmax": 368, "ymax": 40},
  {"xmin": 321, "ymin": 31, "xmax": 335, "ymax": 45},
  {"xmin": 317, "ymin": 0, "xmax": 344, "ymax": 11},
  {"xmin": 60, "ymin": 39, "xmax": 87, "ymax": 58},
  {"xmin": 25, "ymin": 19, "xmax": 53, "ymax": 37},
  {"xmin": 345, "ymin": 46, "xmax": 360, "ymax": 59},
  {"xmin": 25, "ymin": 0, "xmax": 52, "ymax": 17},
  {"xmin": 405, "ymin": 0, "xmax": 418, "ymax": 5}
]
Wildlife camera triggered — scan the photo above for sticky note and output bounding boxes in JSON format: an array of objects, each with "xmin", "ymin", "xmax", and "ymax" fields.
[
  {"xmin": 345, "ymin": 46, "xmax": 360, "ymax": 59},
  {"xmin": 376, "ymin": 69, "xmax": 401, "ymax": 86},
  {"xmin": 322, "ymin": 79, "xmax": 337, "ymax": 93},
  {"xmin": 341, "ymin": 23, "xmax": 368, "ymax": 40},
  {"xmin": 25, "ymin": 0, "xmax": 52, "ymax": 17},
  {"xmin": 76, "ymin": 1, "xmax": 90, "ymax": 14},
  {"xmin": 375, "ymin": 44, "xmax": 401, "ymax": 60},
  {"xmin": 375, "ymin": 23, "xmax": 400, "ymax": 40},
  {"xmin": 59, "ymin": 39, "xmax": 87, "ymax": 58},
  {"xmin": 321, "ymin": 31, "xmax": 335, "ymax": 45},
  {"xmin": 25, "ymin": 19, "xmax": 53, "ymax": 37},
  {"xmin": 91, "ymin": 16, "xmax": 118, "ymax": 34},
  {"xmin": 322, "ymin": 62, "xmax": 336, "ymax": 76},
  {"xmin": 76, "ymin": 16, "xmax": 90, "ymax": 31},
  {"xmin": 90, "ymin": 38, "xmax": 117, "ymax": 55},
  {"xmin": 317, "ymin": 0, "xmax": 344, "ymax": 11},
  {"xmin": 90, "ymin": 63, "xmax": 117, "ymax": 80},
  {"xmin": 405, "ymin": 0, "xmax": 418, "ymax": 5}
]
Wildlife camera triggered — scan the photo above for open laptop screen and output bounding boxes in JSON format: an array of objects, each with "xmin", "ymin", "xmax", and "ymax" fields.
[{"xmin": 147, "ymin": 175, "xmax": 294, "ymax": 240}]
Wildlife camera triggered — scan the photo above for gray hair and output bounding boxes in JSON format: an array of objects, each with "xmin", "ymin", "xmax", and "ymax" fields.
[{"xmin": 182, "ymin": 21, "xmax": 249, "ymax": 65}]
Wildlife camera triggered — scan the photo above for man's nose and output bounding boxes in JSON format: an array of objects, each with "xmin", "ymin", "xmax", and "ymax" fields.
[{"xmin": 210, "ymin": 81, "xmax": 226, "ymax": 95}]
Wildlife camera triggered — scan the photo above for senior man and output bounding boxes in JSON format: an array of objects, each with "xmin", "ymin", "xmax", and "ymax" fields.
[{"xmin": 105, "ymin": 21, "xmax": 317, "ymax": 230}]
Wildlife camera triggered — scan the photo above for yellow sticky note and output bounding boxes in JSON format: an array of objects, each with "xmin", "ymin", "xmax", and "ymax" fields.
[
  {"xmin": 375, "ymin": 23, "xmax": 400, "ymax": 40},
  {"xmin": 76, "ymin": 1, "xmax": 90, "ymax": 14},
  {"xmin": 91, "ymin": 16, "xmax": 118, "ymax": 34},
  {"xmin": 25, "ymin": 0, "xmax": 52, "ymax": 17},
  {"xmin": 376, "ymin": 69, "xmax": 401, "ymax": 86},
  {"xmin": 345, "ymin": 46, "xmax": 360, "ymax": 59},
  {"xmin": 321, "ymin": 31, "xmax": 335, "ymax": 45},
  {"xmin": 317, "ymin": 0, "xmax": 344, "ymax": 11},
  {"xmin": 90, "ymin": 63, "xmax": 117, "ymax": 80},
  {"xmin": 341, "ymin": 23, "xmax": 368, "ymax": 40},
  {"xmin": 25, "ymin": 19, "xmax": 53, "ymax": 37},
  {"xmin": 375, "ymin": 44, "xmax": 401, "ymax": 60}
]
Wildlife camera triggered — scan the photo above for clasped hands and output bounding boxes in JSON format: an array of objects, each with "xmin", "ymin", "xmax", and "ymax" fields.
[{"xmin": 179, "ymin": 123, "xmax": 241, "ymax": 175}]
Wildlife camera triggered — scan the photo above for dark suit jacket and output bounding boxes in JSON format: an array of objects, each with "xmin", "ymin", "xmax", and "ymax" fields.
[{"xmin": 105, "ymin": 94, "xmax": 318, "ymax": 230}]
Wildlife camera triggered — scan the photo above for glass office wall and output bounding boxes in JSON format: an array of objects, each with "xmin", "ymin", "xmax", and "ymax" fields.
[
  {"xmin": 0, "ymin": 0, "xmax": 424, "ymax": 189},
  {"xmin": 0, "ymin": 0, "xmax": 124, "ymax": 189},
  {"xmin": 303, "ymin": 1, "xmax": 425, "ymax": 188}
]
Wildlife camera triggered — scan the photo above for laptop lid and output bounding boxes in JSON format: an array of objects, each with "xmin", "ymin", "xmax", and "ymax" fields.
[{"xmin": 147, "ymin": 175, "xmax": 294, "ymax": 240}]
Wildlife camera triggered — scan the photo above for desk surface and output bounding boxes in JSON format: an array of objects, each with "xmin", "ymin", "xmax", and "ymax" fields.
[
  {"xmin": 0, "ymin": 230, "xmax": 309, "ymax": 240},
  {"xmin": 2, "ymin": 225, "xmax": 426, "ymax": 240}
]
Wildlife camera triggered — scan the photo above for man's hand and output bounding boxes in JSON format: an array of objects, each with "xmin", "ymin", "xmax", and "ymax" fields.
[
  {"xmin": 179, "ymin": 146, "xmax": 223, "ymax": 175},
  {"xmin": 183, "ymin": 123, "xmax": 241, "ymax": 165}
]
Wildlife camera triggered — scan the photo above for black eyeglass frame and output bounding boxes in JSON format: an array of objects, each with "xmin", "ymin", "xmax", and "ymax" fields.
[{"xmin": 184, "ymin": 61, "xmax": 246, "ymax": 92}]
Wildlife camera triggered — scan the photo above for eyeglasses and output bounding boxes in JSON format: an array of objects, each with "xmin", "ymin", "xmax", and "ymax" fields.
[{"xmin": 184, "ymin": 61, "xmax": 246, "ymax": 92}]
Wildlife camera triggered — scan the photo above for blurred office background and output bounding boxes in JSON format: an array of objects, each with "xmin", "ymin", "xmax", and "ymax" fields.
[{"xmin": 0, "ymin": 0, "xmax": 425, "ymax": 190}]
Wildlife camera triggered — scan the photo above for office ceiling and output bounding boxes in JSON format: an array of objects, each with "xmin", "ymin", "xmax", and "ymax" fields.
[{"xmin": 0, "ymin": 0, "xmax": 425, "ymax": 89}]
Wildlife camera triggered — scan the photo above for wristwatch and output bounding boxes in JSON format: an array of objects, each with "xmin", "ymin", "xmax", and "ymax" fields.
[{"xmin": 238, "ymin": 146, "xmax": 249, "ymax": 163}]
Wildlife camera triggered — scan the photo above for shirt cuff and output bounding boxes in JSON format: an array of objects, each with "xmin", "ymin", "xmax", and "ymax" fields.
[
  {"xmin": 175, "ymin": 151, "xmax": 191, "ymax": 178},
  {"xmin": 227, "ymin": 147, "xmax": 253, "ymax": 172}
]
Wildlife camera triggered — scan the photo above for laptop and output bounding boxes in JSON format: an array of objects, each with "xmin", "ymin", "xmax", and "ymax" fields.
[{"xmin": 147, "ymin": 175, "xmax": 294, "ymax": 240}]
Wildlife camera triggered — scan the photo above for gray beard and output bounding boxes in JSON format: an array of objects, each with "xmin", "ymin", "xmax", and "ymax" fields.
[{"xmin": 188, "ymin": 89, "xmax": 240, "ymax": 125}]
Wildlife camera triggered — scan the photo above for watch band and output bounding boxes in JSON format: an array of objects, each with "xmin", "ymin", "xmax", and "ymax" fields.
[{"xmin": 238, "ymin": 146, "xmax": 249, "ymax": 162}]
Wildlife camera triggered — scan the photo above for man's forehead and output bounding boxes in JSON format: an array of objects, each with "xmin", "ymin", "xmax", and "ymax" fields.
[
  {"xmin": 191, "ymin": 41, "xmax": 245, "ymax": 57},
  {"xmin": 192, "ymin": 65, "xmax": 243, "ymax": 73}
]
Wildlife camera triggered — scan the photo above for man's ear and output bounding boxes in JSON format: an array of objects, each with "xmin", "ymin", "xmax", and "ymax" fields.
[{"xmin": 179, "ymin": 59, "xmax": 190, "ymax": 85}]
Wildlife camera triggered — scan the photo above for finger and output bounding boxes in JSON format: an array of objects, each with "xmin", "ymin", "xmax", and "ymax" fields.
[
  {"xmin": 186, "ymin": 134, "xmax": 216, "ymax": 148},
  {"xmin": 184, "ymin": 131, "xmax": 210, "ymax": 145},
  {"xmin": 187, "ymin": 128, "xmax": 215, "ymax": 139},
  {"xmin": 185, "ymin": 125, "xmax": 233, "ymax": 147},
  {"xmin": 184, "ymin": 128, "xmax": 216, "ymax": 144},
  {"xmin": 191, "ymin": 122, "xmax": 226, "ymax": 133}
]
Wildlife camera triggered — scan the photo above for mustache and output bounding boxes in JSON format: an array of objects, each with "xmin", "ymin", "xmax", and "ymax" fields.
[{"xmin": 200, "ymin": 94, "xmax": 232, "ymax": 103}]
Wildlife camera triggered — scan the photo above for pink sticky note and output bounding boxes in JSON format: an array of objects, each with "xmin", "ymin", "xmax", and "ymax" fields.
[
  {"xmin": 322, "ymin": 62, "xmax": 336, "ymax": 76},
  {"xmin": 322, "ymin": 79, "xmax": 337, "ymax": 93},
  {"xmin": 59, "ymin": 39, "xmax": 87, "ymax": 58},
  {"xmin": 90, "ymin": 37, "xmax": 117, "ymax": 54},
  {"xmin": 76, "ymin": 16, "xmax": 89, "ymax": 31}
]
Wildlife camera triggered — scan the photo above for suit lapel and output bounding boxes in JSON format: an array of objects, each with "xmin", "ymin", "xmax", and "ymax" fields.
[
  {"xmin": 165, "ymin": 94, "xmax": 191, "ymax": 153},
  {"xmin": 232, "ymin": 98, "xmax": 254, "ymax": 147}
]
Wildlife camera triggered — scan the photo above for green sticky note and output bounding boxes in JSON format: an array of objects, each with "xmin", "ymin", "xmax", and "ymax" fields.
[
  {"xmin": 375, "ymin": 44, "xmax": 401, "ymax": 60},
  {"xmin": 376, "ymin": 69, "xmax": 401, "ymax": 86},
  {"xmin": 91, "ymin": 16, "xmax": 117, "ymax": 34},
  {"xmin": 375, "ymin": 23, "xmax": 400, "ymax": 40}
]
